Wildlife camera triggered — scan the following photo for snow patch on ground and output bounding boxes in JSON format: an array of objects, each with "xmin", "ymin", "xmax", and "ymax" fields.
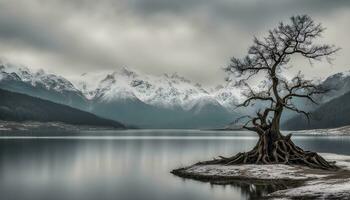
[
  {"xmin": 321, "ymin": 153, "xmax": 350, "ymax": 170},
  {"xmin": 267, "ymin": 153, "xmax": 350, "ymax": 199},
  {"xmin": 176, "ymin": 153, "xmax": 350, "ymax": 199},
  {"xmin": 184, "ymin": 164, "xmax": 325, "ymax": 180},
  {"xmin": 270, "ymin": 178, "xmax": 350, "ymax": 199}
]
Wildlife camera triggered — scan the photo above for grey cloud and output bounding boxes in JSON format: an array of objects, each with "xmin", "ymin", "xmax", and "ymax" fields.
[
  {"xmin": 0, "ymin": 0, "xmax": 349, "ymax": 86},
  {"xmin": 123, "ymin": 0, "xmax": 350, "ymax": 28}
]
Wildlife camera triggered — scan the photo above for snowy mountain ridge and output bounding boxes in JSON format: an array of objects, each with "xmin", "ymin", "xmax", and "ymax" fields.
[
  {"xmin": 0, "ymin": 62, "xmax": 242, "ymax": 111},
  {"xmin": 0, "ymin": 62, "xmax": 79, "ymax": 93},
  {"xmin": 74, "ymin": 67, "xmax": 241, "ymax": 110},
  {"xmin": 2, "ymin": 61, "xmax": 348, "ymax": 113}
]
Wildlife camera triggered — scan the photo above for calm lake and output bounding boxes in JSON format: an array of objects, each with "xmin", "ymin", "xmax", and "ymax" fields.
[{"xmin": 0, "ymin": 130, "xmax": 349, "ymax": 200}]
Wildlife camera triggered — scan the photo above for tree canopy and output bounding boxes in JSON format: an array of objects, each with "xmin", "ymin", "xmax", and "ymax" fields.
[{"xmin": 225, "ymin": 15, "xmax": 339, "ymax": 135}]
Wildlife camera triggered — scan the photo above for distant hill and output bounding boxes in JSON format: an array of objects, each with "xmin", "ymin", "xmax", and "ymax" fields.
[
  {"xmin": 283, "ymin": 91, "xmax": 350, "ymax": 130},
  {"xmin": 0, "ymin": 89, "xmax": 125, "ymax": 129}
]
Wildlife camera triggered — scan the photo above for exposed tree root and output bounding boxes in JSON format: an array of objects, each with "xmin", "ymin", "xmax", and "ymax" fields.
[{"xmin": 197, "ymin": 132, "xmax": 337, "ymax": 170}]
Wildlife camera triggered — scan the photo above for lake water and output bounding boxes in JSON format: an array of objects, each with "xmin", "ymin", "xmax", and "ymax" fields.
[{"xmin": 0, "ymin": 130, "xmax": 350, "ymax": 200}]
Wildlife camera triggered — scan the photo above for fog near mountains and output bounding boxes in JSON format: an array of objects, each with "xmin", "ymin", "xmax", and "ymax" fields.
[{"xmin": 0, "ymin": 0, "xmax": 349, "ymax": 86}]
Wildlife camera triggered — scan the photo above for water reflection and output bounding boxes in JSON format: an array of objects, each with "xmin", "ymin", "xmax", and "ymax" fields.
[{"xmin": 0, "ymin": 130, "xmax": 349, "ymax": 200}]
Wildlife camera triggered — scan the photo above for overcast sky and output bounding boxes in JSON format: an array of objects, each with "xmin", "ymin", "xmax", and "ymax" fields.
[{"xmin": 0, "ymin": 0, "xmax": 349, "ymax": 86}]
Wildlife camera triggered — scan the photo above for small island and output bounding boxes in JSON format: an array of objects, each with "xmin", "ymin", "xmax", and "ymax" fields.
[{"xmin": 172, "ymin": 153, "xmax": 350, "ymax": 199}]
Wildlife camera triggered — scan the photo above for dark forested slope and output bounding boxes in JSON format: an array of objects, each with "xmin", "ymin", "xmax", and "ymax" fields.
[
  {"xmin": 283, "ymin": 91, "xmax": 350, "ymax": 130},
  {"xmin": 0, "ymin": 89, "xmax": 125, "ymax": 128}
]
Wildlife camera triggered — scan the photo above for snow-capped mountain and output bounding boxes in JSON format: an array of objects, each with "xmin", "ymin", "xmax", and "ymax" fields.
[
  {"xmin": 285, "ymin": 69, "xmax": 350, "ymax": 114},
  {"xmin": 73, "ymin": 67, "xmax": 239, "ymax": 111},
  {"xmin": 0, "ymin": 63, "xmax": 79, "ymax": 93},
  {"xmin": 320, "ymin": 70, "xmax": 350, "ymax": 102},
  {"xmin": 0, "ymin": 62, "xmax": 243, "ymax": 113},
  {"xmin": 211, "ymin": 83, "xmax": 242, "ymax": 109},
  {"xmin": 0, "ymin": 62, "xmax": 88, "ymax": 110}
]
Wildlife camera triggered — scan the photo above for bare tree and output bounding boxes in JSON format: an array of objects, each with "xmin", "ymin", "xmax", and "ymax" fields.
[{"xmin": 201, "ymin": 15, "xmax": 339, "ymax": 169}]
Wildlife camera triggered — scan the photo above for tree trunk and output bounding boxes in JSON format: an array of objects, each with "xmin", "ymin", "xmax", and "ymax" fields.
[
  {"xmin": 198, "ymin": 128, "xmax": 337, "ymax": 170},
  {"xmin": 198, "ymin": 100, "xmax": 337, "ymax": 170}
]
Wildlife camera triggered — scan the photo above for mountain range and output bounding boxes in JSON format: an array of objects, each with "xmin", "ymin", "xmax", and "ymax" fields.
[
  {"xmin": 1, "ymin": 61, "xmax": 349, "ymax": 129},
  {"xmin": 0, "ymin": 64, "xmax": 88, "ymax": 110},
  {"xmin": 0, "ymin": 63, "xmax": 240, "ymax": 128}
]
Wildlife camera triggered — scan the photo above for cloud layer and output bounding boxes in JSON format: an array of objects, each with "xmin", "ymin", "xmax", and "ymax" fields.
[{"xmin": 0, "ymin": 0, "xmax": 349, "ymax": 85}]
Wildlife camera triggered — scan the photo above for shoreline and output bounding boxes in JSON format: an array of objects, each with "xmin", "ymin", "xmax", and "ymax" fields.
[
  {"xmin": 171, "ymin": 153, "xmax": 350, "ymax": 199},
  {"xmin": 0, "ymin": 120, "xmax": 125, "ymax": 135}
]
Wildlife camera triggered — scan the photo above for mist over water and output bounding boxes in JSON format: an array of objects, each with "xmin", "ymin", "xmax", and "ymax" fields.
[{"xmin": 0, "ymin": 130, "xmax": 349, "ymax": 200}]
